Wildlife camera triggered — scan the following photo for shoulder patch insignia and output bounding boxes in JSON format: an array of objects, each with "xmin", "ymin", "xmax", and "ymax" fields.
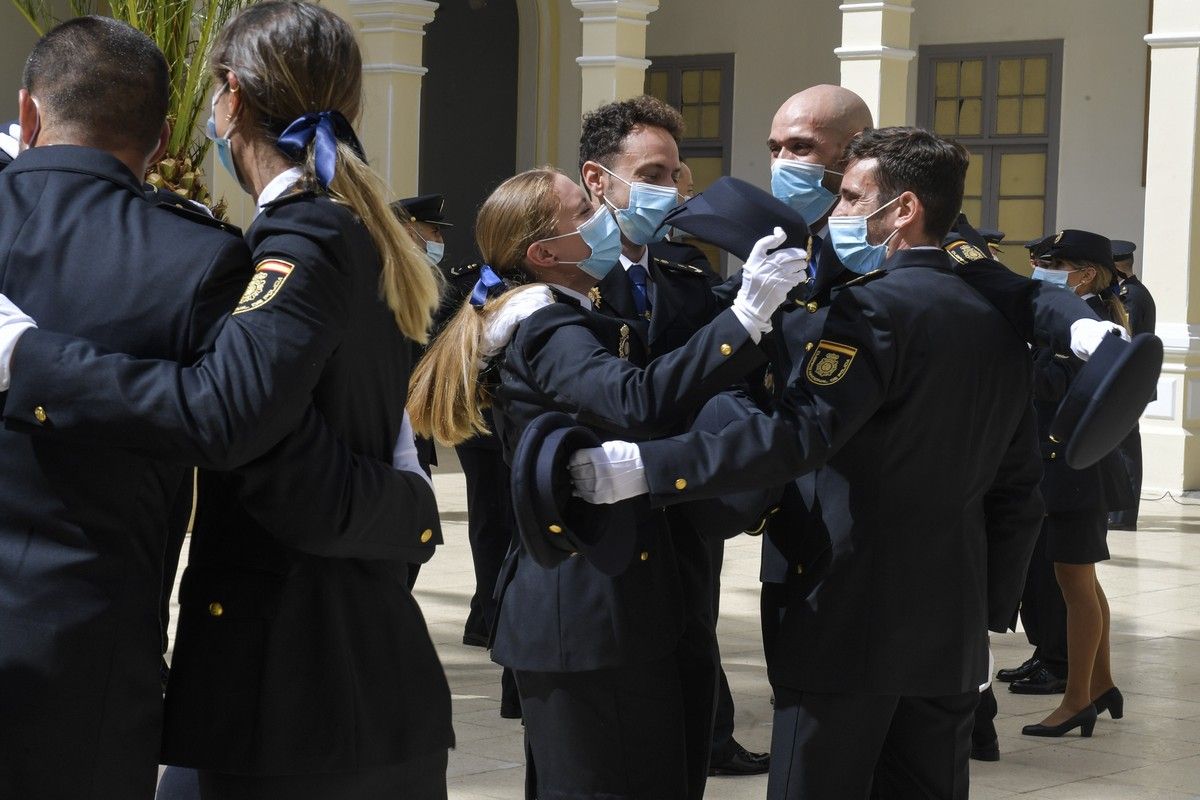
[
  {"xmin": 945, "ymin": 239, "xmax": 988, "ymax": 265},
  {"xmin": 805, "ymin": 340, "xmax": 857, "ymax": 386},
  {"xmin": 233, "ymin": 258, "xmax": 295, "ymax": 315}
]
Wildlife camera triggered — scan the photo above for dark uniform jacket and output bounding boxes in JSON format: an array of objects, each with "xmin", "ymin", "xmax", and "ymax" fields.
[
  {"xmin": 1033, "ymin": 296, "xmax": 1128, "ymax": 515},
  {"xmin": 3, "ymin": 185, "xmax": 451, "ymax": 775},
  {"xmin": 489, "ymin": 296, "xmax": 764, "ymax": 672},
  {"xmin": 592, "ymin": 242, "xmax": 722, "ymax": 360},
  {"xmin": 638, "ymin": 249, "xmax": 1044, "ymax": 697},
  {"xmin": 0, "ymin": 145, "xmax": 249, "ymax": 799},
  {"xmin": 1120, "ymin": 275, "xmax": 1156, "ymax": 336}
]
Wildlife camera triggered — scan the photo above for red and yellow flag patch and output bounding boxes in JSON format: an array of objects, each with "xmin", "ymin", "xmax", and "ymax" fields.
[{"xmin": 233, "ymin": 258, "xmax": 295, "ymax": 315}]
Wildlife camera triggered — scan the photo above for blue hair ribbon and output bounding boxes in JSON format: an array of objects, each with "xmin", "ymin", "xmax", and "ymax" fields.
[
  {"xmin": 470, "ymin": 265, "xmax": 505, "ymax": 308},
  {"xmin": 276, "ymin": 110, "xmax": 366, "ymax": 190}
]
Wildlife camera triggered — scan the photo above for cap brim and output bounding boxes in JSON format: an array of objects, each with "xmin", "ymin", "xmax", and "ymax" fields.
[{"xmin": 1051, "ymin": 333, "xmax": 1163, "ymax": 469}]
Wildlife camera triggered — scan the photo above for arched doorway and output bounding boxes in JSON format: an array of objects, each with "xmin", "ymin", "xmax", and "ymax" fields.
[{"xmin": 419, "ymin": 0, "xmax": 520, "ymax": 263}]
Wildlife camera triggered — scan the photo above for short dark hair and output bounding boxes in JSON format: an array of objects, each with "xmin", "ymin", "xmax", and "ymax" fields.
[
  {"xmin": 844, "ymin": 127, "xmax": 969, "ymax": 240},
  {"xmin": 578, "ymin": 95, "xmax": 684, "ymax": 172},
  {"xmin": 22, "ymin": 16, "xmax": 169, "ymax": 155}
]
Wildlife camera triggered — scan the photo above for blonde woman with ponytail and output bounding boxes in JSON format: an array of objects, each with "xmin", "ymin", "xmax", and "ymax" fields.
[
  {"xmin": 0, "ymin": 3, "xmax": 453, "ymax": 797},
  {"xmin": 408, "ymin": 168, "xmax": 808, "ymax": 799}
]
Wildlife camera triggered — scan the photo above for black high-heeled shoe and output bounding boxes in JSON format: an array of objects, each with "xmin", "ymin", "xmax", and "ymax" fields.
[
  {"xmin": 1092, "ymin": 687, "xmax": 1124, "ymax": 719},
  {"xmin": 1021, "ymin": 705, "xmax": 1098, "ymax": 738}
]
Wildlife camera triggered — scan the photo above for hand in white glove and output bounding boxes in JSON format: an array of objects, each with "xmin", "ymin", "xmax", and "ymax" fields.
[
  {"xmin": 0, "ymin": 124, "xmax": 18, "ymax": 159},
  {"xmin": 392, "ymin": 411, "xmax": 432, "ymax": 488},
  {"xmin": 1070, "ymin": 318, "xmax": 1130, "ymax": 361},
  {"xmin": 568, "ymin": 440, "xmax": 649, "ymax": 504},
  {"xmin": 0, "ymin": 293, "xmax": 37, "ymax": 392},
  {"xmin": 731, "ymin": 227, "xmax": 810, "ymax": 341},
  {"xmin": 480, "ymin": 285, "xmax": 556, "ymax": 359}
]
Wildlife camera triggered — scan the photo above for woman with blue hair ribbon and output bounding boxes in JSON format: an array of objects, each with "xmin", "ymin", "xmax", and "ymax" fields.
[
  {"xmin": 0, "ymin": 1, "xmax": 451, "ymax": 797},
  {"xmin": 407, "ymin": 167, "xmax": 809, "ymax": 800}
]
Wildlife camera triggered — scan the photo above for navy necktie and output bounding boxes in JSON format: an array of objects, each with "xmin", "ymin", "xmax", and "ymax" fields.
[{"xmin": 628, "ymin": 262, "xmax": 651, "ymax": 318}]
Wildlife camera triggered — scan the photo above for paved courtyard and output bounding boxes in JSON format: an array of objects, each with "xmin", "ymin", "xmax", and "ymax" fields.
[{"xmin": 168, "ymin": 447, "xmax": 1200, "ymax": 798}]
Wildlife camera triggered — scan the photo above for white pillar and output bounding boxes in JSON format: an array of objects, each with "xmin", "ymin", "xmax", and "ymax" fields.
[
  {"xmin": 348, "ymin": 0, "xmax": 438, "ymax": 196},
  {"xmin": 572, "ymin": 0, "xmax": 659, "ymax": 113},
  {"xmin": 1139, "ymin": 0, "xmax": 1200, "ymax": 493},
  {"xmin": 835, "ymin": 0, "xmax": 915, "ymax": 127}
]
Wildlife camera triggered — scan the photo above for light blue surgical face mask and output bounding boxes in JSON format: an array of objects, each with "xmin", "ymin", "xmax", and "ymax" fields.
[
  {"xmin": 596, "ymin": 163, "xmax": 680, "ymax": 246},
  {"xmin": 414, "ymin": 231, "xmax": 445, "ymax": 265},
  {"xmin": 539, "ymin": 205, "xmax": 624, "ymax": 280},
  {"xmin": 827, "ymin": 195, "xmax": 902, "ymax": 274},
  {"xmin": 770, "ymin": 159, "xmax": 841, "ymax": 225},
  {"xmin": 1031, "ymin": 266, "xmax": 1073, "ymax": 288},
  {"xmin": 424, "ymin": 240, "xmax": 445, "ymax": 265},
  {"xmin": 205, "ymin": 84, "xmax": 238, "ymax": 181}
]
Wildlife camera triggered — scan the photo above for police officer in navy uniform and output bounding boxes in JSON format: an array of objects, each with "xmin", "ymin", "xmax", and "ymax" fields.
[
  {"xmin": 577, "ymin": 95, "xmax": 772, "ymax": 787},
  {"xmin": 391, "ymin": 193, "xmax": 454, "ymax": 589},
  {"xmin": 0, "ymin": 6, "xmax": 451, "ymax": 797},
  {"xmin": 572, "ymin": 128, "xmax": 1047, "ymax": 800},
  {"xmin": 0, "ymin": 20, "xmax": 252, "ymax": 799},
  {"xmin": 1108, "ymin": 239, "xmax": 1155, "ymax": 530}
]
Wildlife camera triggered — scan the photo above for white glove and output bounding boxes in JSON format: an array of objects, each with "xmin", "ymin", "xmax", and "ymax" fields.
[
  {"xmin": 391, "ymin": 411, "xmax": 432, "ymax": 488},
  {"xmin": 1070, "ymin": 318, "xmax": 1130, "ymax": 361},
  {"xmin": 731, "ymin": 227, "xmax": 810, "ymax": 341},
  {"xmin": 480, "ymin": 285, "xmax": 555, "ymax": 359},
  {"xmin": 568, "ymin": 440, "xmax": 649, "ymax": 504},
  {"xmin": 0, "ymin": 293, "xmax": 36, "ymax": 392},
  {"xmin": 0, "ymin": 124, "xmax": 18, "ymax": 159}
]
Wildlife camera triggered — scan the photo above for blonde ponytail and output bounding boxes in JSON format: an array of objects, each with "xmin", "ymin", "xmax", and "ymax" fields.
[
  {"xmin": 315, "ymin": 142, "xmax": 443, "ymax": 344},
  {"xmin": 409, "ymin": 288, "xmax": 531, "ymax": 445}
]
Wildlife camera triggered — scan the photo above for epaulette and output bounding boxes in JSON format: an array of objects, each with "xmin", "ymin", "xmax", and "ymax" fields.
[
  {"xmin": 944, "ymin": 238, "xmax": 991, "ymax": 265},
  {"xmin": 258, "ymin": 188, "xmax": 318, "ymax": 211},
  {"xmin": 151, "ymin": 192, "xmax": 242, "ymax": 236},
  {"xmin": 840, "ymin": 269, "xmax": 887, "ymax": 288},
  {"xmin": 448, "ymin": 262, "xmax": 481, "ymax": 278},
  {"xmin": 828, "ymin": 269, "xmax": 886, "ymax": 300},
  {"xmin": 654, "ymin": 257, "xmax": 707, "ymax": 277}
]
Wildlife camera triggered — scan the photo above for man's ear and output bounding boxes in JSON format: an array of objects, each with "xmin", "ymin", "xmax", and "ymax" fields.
[
  {"xmin": 17, "ymin": 89, "xmax": 39, "ymax": 149},
  {"xmin": 147, "ymin": 120, "xmax": 171, "ymax": 167},
  {"xmin": 580, "ymin": 161, "xmax": 604, "ymax": 201},
  {"xmin": 895, "ymin": 190, "xmax": 922, "ymax": 230}
]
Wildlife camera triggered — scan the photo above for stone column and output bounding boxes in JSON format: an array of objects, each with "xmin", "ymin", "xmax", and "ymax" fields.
[
  {"xmin": 835, "ymin": 0, "xmax": 915, "ymax": 127},
  {"xmin": 1139, "ymin": 0, "xmax": 1200, "ymax": 493},
  {"xmin": 571, "ymin": 0, "xmax": 659, "ymax": 113},
  {"xmin": 348, "ymin": 0, "xmax": 439, "ymax": 196}
]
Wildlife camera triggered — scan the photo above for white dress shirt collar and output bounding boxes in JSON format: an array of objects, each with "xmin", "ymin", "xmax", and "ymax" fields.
[{"xmin": 256, "ymin": 167, "xmax": 304, "ymax": 215}]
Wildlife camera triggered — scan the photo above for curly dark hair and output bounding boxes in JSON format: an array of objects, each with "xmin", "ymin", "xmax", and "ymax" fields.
[
  {"xmin": 844, "ymin": 127, "xmax": 969, "ymax": 240},
  {"xmin": 578, "ymin": 95, "xmax": 685, "ymax": 172}
]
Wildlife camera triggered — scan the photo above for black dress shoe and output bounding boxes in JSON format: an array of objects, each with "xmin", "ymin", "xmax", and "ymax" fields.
[
  {"xmin": 1021, "ymin": 705, "xmax": 1098, "ymax": 738},
  {"xmin": 970, "ymin": 737, "xmax": 1000, "ymax": 762},
  {"xmin": 1008, "ymin": 667, "xmax": 1067, "ymax": 695},
  {"xmin": 996, "ymin": 657, "xmax": 1040, "ymax": 683},
  {"xmin": 1093, "ymin": 686, "xmax": 1124, "ymax": 719},
  {"xmin": 709, "ymin": 741, "xmax": 770, "ymax": 776}
]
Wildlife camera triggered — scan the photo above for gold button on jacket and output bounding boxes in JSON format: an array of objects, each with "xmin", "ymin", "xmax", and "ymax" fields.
[
  {"xmin": 674, "ymin": 478, "xmax": 687, "ymax": 491},
  {"xmin": 208, "ymin": 602, "xmax": 224, "ymax": 617},
  {"xmin": 33, "ymin": 406, "xmax": 47, "ymax": 424},
  {"xmin": 719, "ymin": 343, "xmax": 732, "ymax": 356},
  {"xmin": 420, "ymin": 528, "xmax": 433, "ymax": 543}
]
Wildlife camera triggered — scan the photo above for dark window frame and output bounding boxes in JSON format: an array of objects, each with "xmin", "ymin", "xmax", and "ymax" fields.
[{"xmin": 916, "ymin": 39, "xmax": 1064, "ymax": 240}]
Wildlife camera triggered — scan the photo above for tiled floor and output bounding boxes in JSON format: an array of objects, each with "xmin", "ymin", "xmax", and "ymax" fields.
[{"xmin": 168, "ymin": 452, "xmax": 1200, "ymax": 798}]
